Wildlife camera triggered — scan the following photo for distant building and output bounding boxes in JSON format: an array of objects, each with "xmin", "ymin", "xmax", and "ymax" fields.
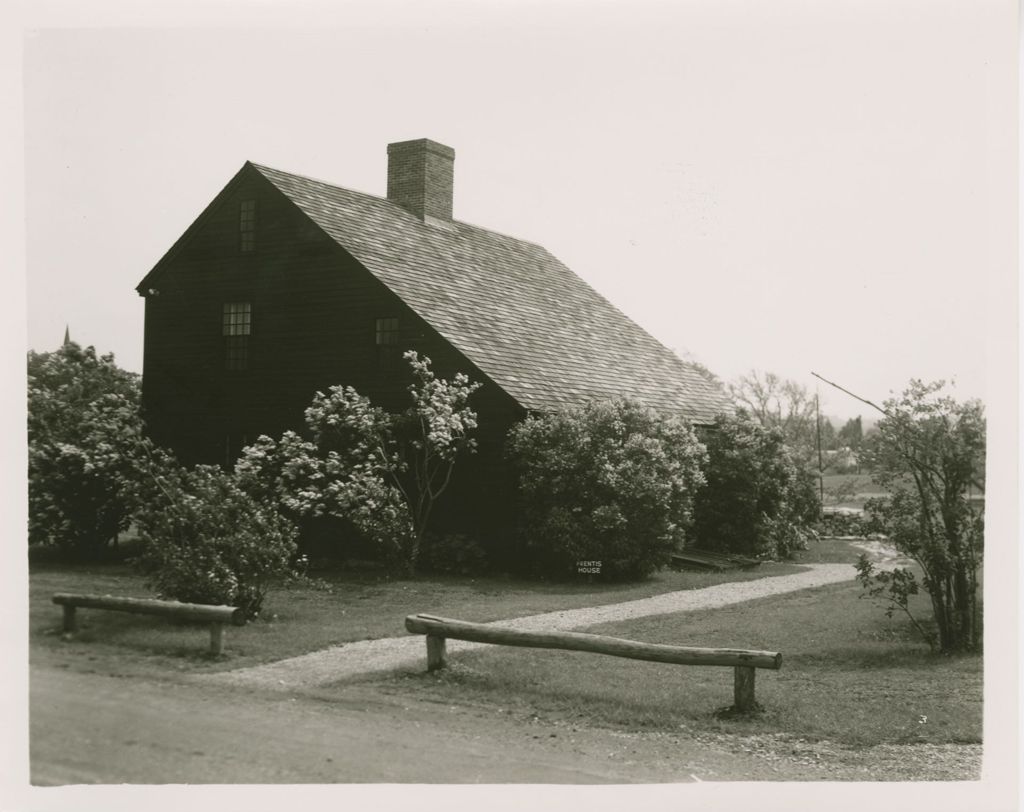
[{"xmin": 824, "ymin": 447, "xmax": 860, "ymax": 473}]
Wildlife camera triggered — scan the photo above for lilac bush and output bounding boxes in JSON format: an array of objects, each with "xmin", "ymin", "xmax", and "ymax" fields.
[
  {"xmin": 235, "ymin": 352, "xmax": 480, "ymax": 574},
  {"xmin": 507, "ymin": 399, "xmax": 707, "ymax": 579},
  {"xmin": 691, "ymin": 413, "xmax": 819, "ymax": 559},
  {"xmin": 133, "ymin": 464, "xmax": 297, "ymax": 618},
  {"xmin": 28, "ymin": 344, "xmax": 142, "ymax": 555}
]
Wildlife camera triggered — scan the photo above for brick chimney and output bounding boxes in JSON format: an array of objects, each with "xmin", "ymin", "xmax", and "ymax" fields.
[{"xmin": 386, "ymin": 139, "xmax": 455, "ymax": 222}]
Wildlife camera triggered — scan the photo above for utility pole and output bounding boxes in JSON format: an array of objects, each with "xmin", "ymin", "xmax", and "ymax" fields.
[{"xmin": 815, "ymin": 391, "xmax": 824, "ymax": 512}]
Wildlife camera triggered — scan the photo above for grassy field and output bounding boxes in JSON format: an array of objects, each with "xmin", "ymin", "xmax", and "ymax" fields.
[
  {"xmin": 819, "ymin": 472, "xmax": 889, "ymax": 510},
  {"xmin": 379, "ymin": 580, "xmax": 980, "ymax": 748},
  {"xmin": 29, "ymin": 556, "xmax": 806, "ymax": 676},
  {"xmin": 362, "ymin": 538, "xmax": 982, "ymax": 748},
  {"xmin": 818, "ymin": 473, "xmax": 983, "ymax": 513}
]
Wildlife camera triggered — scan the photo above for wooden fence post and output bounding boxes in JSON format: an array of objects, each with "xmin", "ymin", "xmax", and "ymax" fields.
[
  {"xmin": 209, "ymin": 624, "xmax": 224, "ymax": 656},
  {"xmin": 426, "ymin": 634, "xmax": 447, "ymax": 671},
  {"xmin": 734, "ymin": 666, "xmax": 756, "ymax": 713},
  {"xmin": 62, "ymin": 605, "xmax": 76, "ymax": 633}
]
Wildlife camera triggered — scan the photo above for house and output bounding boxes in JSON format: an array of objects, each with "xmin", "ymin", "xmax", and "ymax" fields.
[{"xmin": 136, "ymin": 138, "xmax": 733, "ymax": 551}]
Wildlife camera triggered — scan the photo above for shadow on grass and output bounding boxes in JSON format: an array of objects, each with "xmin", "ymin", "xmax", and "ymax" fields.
[
  {"xmin": 367, "ymin": 577, "xmax": 984, "ymax": 747},
  {"xmin": 793, "ymin": 647, "xmax": 940, "ymax": 671},
  {"xmin": 377, "ymin": 654, "xmax": 756, "ymax": 734}
]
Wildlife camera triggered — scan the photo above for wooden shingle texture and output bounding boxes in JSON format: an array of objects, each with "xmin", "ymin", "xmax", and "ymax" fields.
[{"xmin": 251, "ymin": 162, "xmax": 733, "ymax": 424}]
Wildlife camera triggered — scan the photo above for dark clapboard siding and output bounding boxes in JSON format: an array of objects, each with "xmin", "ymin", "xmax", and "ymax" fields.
[{"xmin": 141, "ymin": 164, "xmax": 524, "ymax": 543}]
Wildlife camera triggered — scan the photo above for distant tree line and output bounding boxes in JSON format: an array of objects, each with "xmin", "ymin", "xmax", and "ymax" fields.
[{"xmin": 728, "ymin": 370, "xmax": 871, "ymax": 473}]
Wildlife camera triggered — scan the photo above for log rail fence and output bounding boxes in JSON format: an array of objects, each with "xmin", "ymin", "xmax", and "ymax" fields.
[
  {"xmin": 52, "ymin": 593, "xmax": 246, "ymax": 655},
  {"xmin": 405, "ymin": 613, "xmax": 782, "ymax": 714}
]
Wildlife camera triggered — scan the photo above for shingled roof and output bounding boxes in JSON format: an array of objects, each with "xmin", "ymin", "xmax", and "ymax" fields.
[{"xmin": 248, "ymin": 161, "xmax": 732, "ymax": 423}]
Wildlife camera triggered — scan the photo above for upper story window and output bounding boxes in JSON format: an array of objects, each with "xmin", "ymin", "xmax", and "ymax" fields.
[
  {"xmin": 223, "ymin": 302, "xmax": 252, "ymax": 370},
  {"xmin": 375, "ymin": 317, "xmax": 400, "ymax": 346},
  {"xmin": 375, "ymin": 317, "xmax": 401, "ymax": 370},
  {"xmin": 239, "ymin": 199, "xmax": 256, "ymax": 252}
]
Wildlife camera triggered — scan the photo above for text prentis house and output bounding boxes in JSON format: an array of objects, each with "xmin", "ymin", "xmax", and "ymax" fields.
[{"xmin": 136, "ymin": 138, "xmax": 732, "ymax": 549}]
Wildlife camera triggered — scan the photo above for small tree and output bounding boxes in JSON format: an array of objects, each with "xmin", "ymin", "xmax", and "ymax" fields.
[
  {"xmin": 692, "ymin": 413, "xmax": 820, "ymax": 559},
  {"xmin": 838, "ymin": 416, "xmax": 864, "ymax": 451},
  {"xmin": 859, "ymin": 381, "xmax": 984, "ymax": 653},
  {"xmin": 27, "ymin": 343, "xmax": 142, "ymax": 555},
  {"xmin": 728, "ymin": 370, "xmax": 818, "ymax": 468},
  {"xmin": 818, "ymin": 416, "xmax": 838, "ymax": 452},
  {"xmin": 507, "ymin": 399, "xmax": 707, "ymax": 580},
  {"xmin": 855, "ymin": 554, "xmax": 937, "ymax": 651}
]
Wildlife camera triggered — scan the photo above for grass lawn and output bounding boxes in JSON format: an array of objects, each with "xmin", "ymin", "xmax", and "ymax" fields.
[
  {"xmin": 29, "ymin": 554, "xmax": 807, "ymax": 676},
  {"xmin": 375, "ymin": 544, "xmax": 982, "ymax": 748},
  {"xmin": 31, "ymin": 538, "xmax": 980, "ymax": 749}
]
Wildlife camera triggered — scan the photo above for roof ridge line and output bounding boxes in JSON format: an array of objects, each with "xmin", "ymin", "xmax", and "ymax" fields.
[
  {"xmin": 249, "ymin": 161, "xmax": 390, "ymax": 208},
  {"xmin": 251, "ymin": 161, "xmax": 549, "ymax": 250}
]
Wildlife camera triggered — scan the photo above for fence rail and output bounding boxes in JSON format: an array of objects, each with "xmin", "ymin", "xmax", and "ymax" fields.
[
  {"xmin": 405, "ymin": 613, "xmax": 782, "ymax": 713},
  {"xmin": 52, "ymin": 593, "xmax": 245, "ymax": 655}
]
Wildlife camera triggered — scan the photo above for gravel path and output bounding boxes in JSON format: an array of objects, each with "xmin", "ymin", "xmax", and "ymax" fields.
[{"xmin": 200, "ymin": 563, "xmax": 860, "ymax": 691}]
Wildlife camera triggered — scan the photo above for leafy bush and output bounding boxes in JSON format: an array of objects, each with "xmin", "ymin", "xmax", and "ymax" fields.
[
  {"xmin": 234, "ymin": 352, "xmax": 479, "ymax": 575},
  {"xmin": 133, "ymin": 464, "xmax": 298, "ymax": 618},
  {"xmin": 692, "ymin": 413, "xmax": 819, "ymax": 559},
  {"xmin": 507, "ymin": 399, "xmax": 707, "ymax": 580},
  {"xmin": 28, "ymin": 343, "xmax": 142, "ymax": 556}
]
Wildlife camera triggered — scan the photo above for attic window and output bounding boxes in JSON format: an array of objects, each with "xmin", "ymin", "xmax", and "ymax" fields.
[
  {"xmin": 223, "ymin": 302, "xmax": 252, "ymax": 370},
  {"xmin": 240, "ymin": 199, "xmax": 256, "ymax": 252}
]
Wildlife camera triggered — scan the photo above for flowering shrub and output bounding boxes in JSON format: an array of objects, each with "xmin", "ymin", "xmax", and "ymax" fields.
[
  {"xmin": 507, "ymin": 399, "xmax": 707, "ymax": 580},
  {"xmin": 133, "ymin": 464, "xmax": 298, "ymax": 618},
  {"xmin": 691, "ymin": 413, "xmax": 819, "ymax": 559},
  {"xmin": 27, "ymin": 343, "xmax": 303, "ymax": 610},
  {"xmin": 234, "ymin": 352, "xmax": 480, "ymax": 574},
  {"xmin": 28, "ymin": 344, "xmax": 143, "ymax": 556},
  {"xmin": 234, "ymin": 432, "xmax": 328, "ymax": 522}
]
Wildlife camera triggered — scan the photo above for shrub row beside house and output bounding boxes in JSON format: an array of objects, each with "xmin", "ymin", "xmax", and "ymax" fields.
[{"xmin": 30, "ymin": 339, "xmax": 819, "ymax": 586}]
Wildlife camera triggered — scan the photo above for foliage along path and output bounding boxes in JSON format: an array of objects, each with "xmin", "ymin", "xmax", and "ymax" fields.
[{"xmin": 199, "ymin": 563, "xmax": 875, "ymax": 692}]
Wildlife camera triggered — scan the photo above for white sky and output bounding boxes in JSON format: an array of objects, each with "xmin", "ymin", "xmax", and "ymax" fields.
[{"xmin": 18, "ymin": 0, "xmax": 1017, "ymax": 422}]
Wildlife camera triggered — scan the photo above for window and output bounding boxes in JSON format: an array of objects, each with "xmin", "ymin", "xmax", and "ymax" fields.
[
  {"xmin": 240, "ymin": 199, "xmax": 256, "ymax": 252},
  {"xmin": 375, "ymin": 317, "xmax": 400, "ymax": 346},
  {"xmin": 223, "ymin": 302, "xmax": 252, "ymax": 370},
  {"xmin": 375, "ymin": 317, "xmax": 401, "ymax": 369}
]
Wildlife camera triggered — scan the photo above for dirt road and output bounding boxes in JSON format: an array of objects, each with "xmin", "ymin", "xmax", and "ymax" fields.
[
  {"xmin": 30, "ymin": 665, "xmax": 787, "ymax": 784},
  {"xmin": 30, "ymin": 662, "xmax": 983, "ymax": 786}
]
